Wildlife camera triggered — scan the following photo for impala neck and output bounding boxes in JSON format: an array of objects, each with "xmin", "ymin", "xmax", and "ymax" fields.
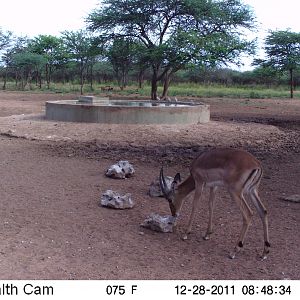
[{"xmin": 171, "ymin": 175, "xmax": 195, "ymax": 216}]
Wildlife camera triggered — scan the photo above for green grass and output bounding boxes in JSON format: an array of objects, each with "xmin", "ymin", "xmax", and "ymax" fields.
[
  {"xmin": 154, "ymin": 83, "xmax": 297, "ymax": 99},
  {"xmin": 1, "ymin": 80, "xmax": 299, "ymax": 99}
]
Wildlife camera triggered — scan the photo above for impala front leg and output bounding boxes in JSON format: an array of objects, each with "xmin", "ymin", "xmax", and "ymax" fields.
[{"xmin": 182, "ymin": 182, "xmax": 204, "ymax": 240}]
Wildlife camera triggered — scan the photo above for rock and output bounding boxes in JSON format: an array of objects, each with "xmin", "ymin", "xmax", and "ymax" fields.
[
  {"xmin": 106, "ymin": 160, "xmax": 135, "ymax": 179},
  {"xmin": 280, "ymin": 194, "xmax": 300, "ymax": 203},
  {"xmin": 141, "ymin": 213, "xmax": 176, "ymax": 233},
  {"xmin": 100, "ymin": 190, "xmax": 134, "ymax": 209},
  {"xmin": 149, "ymin": 176, "xmax": 174, "ymax": 197},
  {"xmin": 106, "ymin": 164, "xmax": 124, "ymax": 179}
]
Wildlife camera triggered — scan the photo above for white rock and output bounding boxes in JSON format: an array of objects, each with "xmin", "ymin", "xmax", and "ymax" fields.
[
  {"xmin": 141, "ymin": 213, "xmax": 176, "ymax": 233},
  {"xmin": 106, "ymin": 161, "xmax": 135, "ymax": 179},
  {"xmin": 106, "ymin": 164, "xmax": 125, "ymax": 179},
  {"xmin": 100, "ymin": 190, "xmax": 134, "ymax": 209}
]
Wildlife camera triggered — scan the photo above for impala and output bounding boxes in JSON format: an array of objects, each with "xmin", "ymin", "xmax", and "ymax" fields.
[{"xmin": 159, "ymin": 148, "xmax": 270, "ymax": 259}]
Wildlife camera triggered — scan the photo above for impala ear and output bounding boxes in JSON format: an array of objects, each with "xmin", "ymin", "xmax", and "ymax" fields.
[
  {"xmin": 171, "ymin": 172, "xmax": 181, "ymax": 192},
  {"xmin": 174, "ymin": 173, "xmax": 181, "ymax": 183}
]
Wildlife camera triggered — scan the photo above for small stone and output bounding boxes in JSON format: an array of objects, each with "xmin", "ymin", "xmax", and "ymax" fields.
[
  {"xmin": 141, "ymin": 213, "xmax": 176, "ymax": 233},
  {"xmin": 100, "ymin": 190, "xmax": 134, "ymax": 209}
]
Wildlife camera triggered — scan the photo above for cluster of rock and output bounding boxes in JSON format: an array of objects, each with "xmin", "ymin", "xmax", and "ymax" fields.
[
  {"xmin": 101, "ymin": 161, "xmax": 135, "ymax": 209},
  {"xmin": 100, "ymin": 160, "xmax": 175, "ymax": 233}
]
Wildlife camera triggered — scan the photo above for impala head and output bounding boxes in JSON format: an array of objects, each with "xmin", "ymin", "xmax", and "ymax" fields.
[{"xmin": 159, "ymin": 167, "xmax": 181, "ymax": 217}]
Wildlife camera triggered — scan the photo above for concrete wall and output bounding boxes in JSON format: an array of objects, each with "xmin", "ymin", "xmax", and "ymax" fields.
[{"xmin": 45, "ymin": 100, "xmax": 210, "ymax": 124}]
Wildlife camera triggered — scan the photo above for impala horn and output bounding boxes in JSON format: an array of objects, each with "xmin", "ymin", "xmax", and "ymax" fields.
[{"xmin": 159, "ymin": 167, "xmax": 171, "ymax": 201}]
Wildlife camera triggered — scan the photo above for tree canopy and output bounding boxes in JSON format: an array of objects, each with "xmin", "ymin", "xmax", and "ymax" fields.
[
  {"xmin": 0, "ymin": 28, "xmax": 12, "ymax": 51},
  {"xmin": 255, "ymin": 30, "xmax": 300, "ymax": 98},
  {"xmin": 87, "ymin": 0, "xmax": 257, "ymax": 99}
]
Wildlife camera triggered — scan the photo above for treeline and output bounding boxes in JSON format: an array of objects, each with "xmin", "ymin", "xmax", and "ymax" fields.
[
  {"xmin": 0, "ymin": 31, "xmax": 107, "ymax": 94},
  {"xmin": 171, "ymin": 67, "xmax": 300, "ymax": 88},
  {"xmin": 1, "ymin": 0, "xmax": 300, "ymax": 98},
  {"xmin": 1, "ymin": 29, "xmax": 300, "ymax": 94}
]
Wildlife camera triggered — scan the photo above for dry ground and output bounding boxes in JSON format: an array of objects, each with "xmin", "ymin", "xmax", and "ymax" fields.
[{"xmin": 0, "ymin": 91, "xmax": 299, "ymax": 280}]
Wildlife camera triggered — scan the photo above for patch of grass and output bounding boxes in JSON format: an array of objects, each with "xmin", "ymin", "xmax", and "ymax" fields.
[
  {"xmin": 1, "ymin": 80, "xmax": 299, "ymax": 99},
  {"xmin": 162, "ymin": 83, "xmax": 297, "ymax": 99}
]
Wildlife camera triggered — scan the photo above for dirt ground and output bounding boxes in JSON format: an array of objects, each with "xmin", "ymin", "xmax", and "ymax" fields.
[{"xmin": 0, "ymin": 91, "xmax": 299, "ymax": 280}]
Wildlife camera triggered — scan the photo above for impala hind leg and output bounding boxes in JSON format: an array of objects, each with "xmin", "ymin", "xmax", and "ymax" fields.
[
  {"xmin": 229, "ymin": 190, "xmax": 253, "ymax": 259},
  {"xmin": 203, "ymin": 187, "xmax": 217, "ymax": 240},
  {"xmin": 249, "ymin": 188, "xmax": 270, "ymax": 259},
  {"xmin": 182, "ymin": 182, "xmax": 204, "ymax": 240}
]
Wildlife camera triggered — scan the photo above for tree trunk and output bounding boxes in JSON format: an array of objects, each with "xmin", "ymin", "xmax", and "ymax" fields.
[
  {"xmin": 151, "ymin": 77, "xmax": 158, "ymax": 100},
  {"xmin": 121, "ymin": 69, "xmax": 128, "ymax": 90},
  {"xmin": 90, "ymin": 64, "xmax": 94, "ymax": 91},
  {"xmin": 27, "ymin": 69, "xmax": 33, "ymax": 90},
  {"xmin": 62, "ymin": 66, "xmax": 66, "ymax": 85},
  {"xmin": 46, "ymin": 64, "xmax": 50, "ymax": 89},
  {"xmin": 80, "ymin": 59, "xmax": 84, "ymax": 95},
  {"xmin": 15, "ymin": 72, "xmax": 18, "ymax": 87},
  {"xmin": 151, "ymin": 66, "xmax": 159, "ymax": 100},
  {"xmin": 38, "ymin": 72, "xmax": 42, "ymax": 89},
  {"xmin": 161, "ymin": 73, "xmax": 172, "ymax": 99},
  {"xmin": 290, "ymin": 68, "xmax": 294, "ymax": 99},
  {"xmin": 2, "ymin": 68, "xmax": 7, "ymax": 90},
  {"xmin": 138, "ymin": 69, "xmax": 144, "ymax": 89}
]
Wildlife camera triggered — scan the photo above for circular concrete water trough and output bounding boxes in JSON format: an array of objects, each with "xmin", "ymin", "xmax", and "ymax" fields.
[{"xmin": 45, "ymin": 97, "xmax": 210, "ymax": 124}]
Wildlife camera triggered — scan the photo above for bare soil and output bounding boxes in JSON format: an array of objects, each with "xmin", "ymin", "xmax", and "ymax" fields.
[{"xmin": 0, "ymin": 91, "xmax": 299, "ymax": 280}]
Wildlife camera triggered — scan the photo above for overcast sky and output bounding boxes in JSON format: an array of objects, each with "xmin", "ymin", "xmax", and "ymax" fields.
[
  {"xmin": 0, "ymin": 0, "xmax": 299, "ymax": 69},
  {"xmin": 0, "ymin": 0, "xmax": 99, "ymax": 37}
]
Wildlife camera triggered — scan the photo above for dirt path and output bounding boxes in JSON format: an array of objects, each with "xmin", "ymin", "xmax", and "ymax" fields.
[{"xmin": 0, "ymin": 91, "xmax": 299, "ymax": 279}]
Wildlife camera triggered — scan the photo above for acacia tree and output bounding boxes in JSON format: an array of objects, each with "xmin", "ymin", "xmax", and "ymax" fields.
[
  {"xmin": 87, "ymin": 0, "xmax": 256, "ymax": 99},
  {"xmin": 255, "ymin": 30, "xmax": 300, "ymax": 98},
  {"xmin": 11, "ymin": 52, "xmax": 46, "ymax": 90},
  {"xmin": 62, "ymin": 30, "xmax": 101, "ymax": 94},
  {"xmin": 0, "ymin": 29, "xmax": 13, "ymax": 89},
  {"xmin": 0, "ymin": 28, "xmax": 12, "ymax": 51},
  {"xmin": 2, "ymin": 36, "xmax": 30, "ymax": 89},
  {"xmin": 107, "ymin": 38, "xmax": 138, "ymax": 89},
  {"xmin": 29, "ymin": 35, "xmax": 63, "ymax": 88}
]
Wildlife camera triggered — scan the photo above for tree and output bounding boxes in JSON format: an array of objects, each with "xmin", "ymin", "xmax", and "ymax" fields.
[
  {"xmin": 0, "ymin": 28, "xmax": 12, "ymax": 51},
  {"xmin": 255, "ymin": 30, "xmax": 300, "ymax": 98},
  {"xmin": 29, "ymin": 35, "xmax": 63, "ymax": 88},
  {"xmin": 1, "ymin": 36, "xmax": 30, "ymax": 89},
  {"xmin": 62, "ymin": 30, "xmax": 101, "ymax": 94},
  {"xmin": 87, "ymin": 0, "xmax": 256, "ymax": 99},
  {"xmin": 0, "ymin": 28, "xmax": 13, "ymax": 89},
  {"xmin": 107, "ymin": 38, "xmax": 137, "ymax": 89},
  {"xmin": 11, "ymin": 52, "xmax": 46, "ymax": 90}
]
